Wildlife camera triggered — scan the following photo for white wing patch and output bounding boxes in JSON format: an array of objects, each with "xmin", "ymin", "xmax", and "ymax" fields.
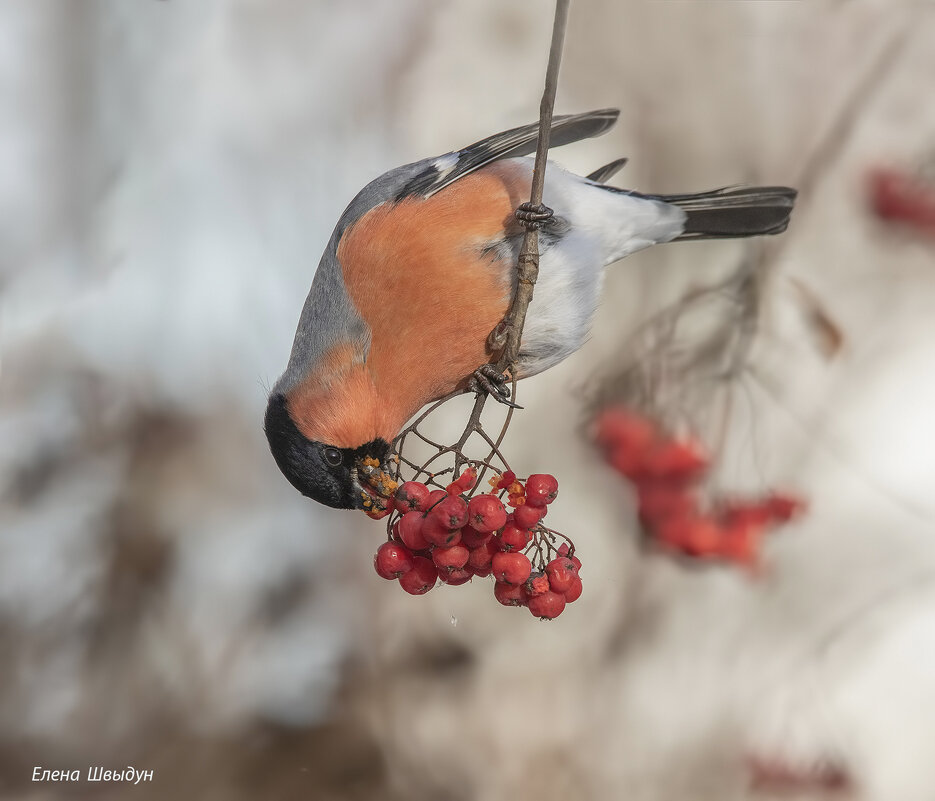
[{"xmin": 432, "ymin": 153, "xmax": 460, "ymax": 181}]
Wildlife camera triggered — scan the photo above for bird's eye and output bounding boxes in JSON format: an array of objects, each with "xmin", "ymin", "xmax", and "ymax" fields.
[{"xmin": 323, "ymin": 447, "xmax": 343, "ymax": 467}]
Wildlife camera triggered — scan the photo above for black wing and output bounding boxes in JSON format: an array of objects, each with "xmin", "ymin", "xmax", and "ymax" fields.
[{"xmin": 393, "ymin": 108, "xmax": 620, "ymax": 202}]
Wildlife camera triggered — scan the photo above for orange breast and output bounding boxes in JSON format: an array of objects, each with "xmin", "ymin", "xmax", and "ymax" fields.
[
  {"xmin": 288, "ymin": 161, "xmax": 531, "ymax": 448},
  {"xmin": 340, "ymin": 165, "xmax": 529, "ymax": 422},
  {"xmin": 286, "ymin": 342, "xmax": 396, "ymax": 448}
]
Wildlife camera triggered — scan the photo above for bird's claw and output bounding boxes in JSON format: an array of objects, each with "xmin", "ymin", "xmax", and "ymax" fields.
[
  {"xmin": 469, "ymin": 364, "xmax": 523, "ymax": 409},
  {"xmin": 514, "ymin": 201, "xmax": 554, "ymax": 230}
]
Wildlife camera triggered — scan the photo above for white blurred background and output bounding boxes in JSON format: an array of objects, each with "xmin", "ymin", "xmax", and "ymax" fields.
[{"xmin": 2, "ymin": 1, "xmax": 935, "ymax": 799}]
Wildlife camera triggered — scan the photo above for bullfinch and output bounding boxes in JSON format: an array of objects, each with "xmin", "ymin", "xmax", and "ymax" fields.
[{"xmin": 264, "ymin": 109, "xmax": 796, "ymax": 509}]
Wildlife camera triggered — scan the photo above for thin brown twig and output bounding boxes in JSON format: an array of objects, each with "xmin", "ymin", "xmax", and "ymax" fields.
[
  {"xmin": 493, "ymin": 0, "xmax": 570, "ymax": 372},
  {"xmin": 473, "ymin": 377, "xmax": 519, "ymax": 492}
]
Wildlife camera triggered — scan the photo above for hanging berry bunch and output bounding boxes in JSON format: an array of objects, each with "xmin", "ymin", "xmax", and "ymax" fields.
[
  {"xmin": 594, "ymin": 406, "xmax": 804, "ymax": 569},
  {"xmin": 585, "ymin": 257, "xmax": 807, "ymax": 570},
  {"xmin": 364, "ymin": 401, "xmax": 583, "ymax": 620}
]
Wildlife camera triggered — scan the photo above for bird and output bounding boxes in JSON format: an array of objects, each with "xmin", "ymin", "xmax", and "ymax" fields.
[{"xmin": 264, "ymin": 109, "xmax": 796, "ymax": 509}]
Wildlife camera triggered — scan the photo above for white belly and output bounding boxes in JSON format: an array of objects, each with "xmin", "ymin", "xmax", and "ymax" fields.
[{"xmin": 493, "ymin": 158, "xmax": 685, "ymax": 378}]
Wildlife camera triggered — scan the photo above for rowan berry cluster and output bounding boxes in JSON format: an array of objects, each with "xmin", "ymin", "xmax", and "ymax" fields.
[
  {"xmin": 371, "ymin": 467, "xmax": 582, "ymax": 619},
  {"xmin": 595, "ymin": 406, "xmax": 805, "ymax": 568}
]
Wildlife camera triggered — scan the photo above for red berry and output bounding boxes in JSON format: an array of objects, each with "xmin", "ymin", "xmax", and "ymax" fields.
[
  {"xmin": 563, "ymin": 575, "xmax": 583, "ymax": 603},
  {"xmin": 545, "ymin": 557, "xmax": 578, "ymax": 593},
  {"xmin": 512, "ymin": 503, "xmax": 544, "ymax": 529},
  {"xmin": 494, "ymin": 581, "xmax": 527, "ymax": 607},
  {"xmin": 449, "ymin": 466, "xmax": 477, "ymax": 494},
  {"xmin": 595, "ymin": 408, "xmax": 657, "ymax": 452},
  {"xmin": 766, "ymin": 493, "xmax": 806, "ymax": 522},
  {"xmin": 719, "ymin": 501, "xmax": 772, "ymax": 529},
  {"xmin": 498, "ymin": 522, "xmax": 530, "ymax": 552},
  {"xmin": 431, "ymin": 495, "xmax": 469, "ymax": 530},
  {"xmin": 606, "ymin": 447, "xmax": 648, "ymax": 480},
  {"xmin": 528, "ymin": 591, "xmax": 566, "ymax": 619},
  {"xmin": 365, "ymin": 501, "xmax": 393, "ymax": 520},
  {"xmin": 374, "ymin": 541, "xmax": 414, "ymax": 580},
  {"xmin": 467, "ymin": 493, "xmax": 508, "ymax": 533},
  {"xmin": 421, "ymin": 516, "xmax": 462, "ymax": 547},
  {"xmin": 398, "ymin": 556, "xmax": 438, "ymax": 595},
  {"xmin": 654, "ymin": 515, "xmax": 693, "ymax": 548},
  {"xmin": 525, "ymin": 474, "xmax": 558, "ymax": 507},
  {"xmin": 397, "ymin": 510, "xmax": 430, "ymax": 551},
  {"xmin": 524, "ymin": 573, "xmax": 550, "ymax": 597},
  {"xmin": 681, "ymin": 518, "xmax": 722, "ymax": 556},
  {"xmin": 433, "ymin": 544, "xmax": 470, "ymax": 573},
  {"xmin": 643, "ymin": 439, "xmax": 708, "ymax": 481},
  {"xmin": 460, "ymin": 524, "xmax": 492, "ymax": 549},
  {"xmin": 395, "ymin": 481, "xmax": 430, "ymax": 512},
  {"xmin": 638, "ymin": 483, "xmax": 696, "ymax": 527},
  {"xmin": 492, "ymin": 552, "xmax": 532, "ymax": 585},
  {"xmin": 596, "ymin": 408, "xmax": 660, "ymax": 479},
  {"xmin": 867, "ymin": 167, "xmax": 935, "ymax": 231},
  {"xmin": 718, "ymin": 522, "xmax": 760, "ymax": 568},
  {"xmin": 441, "ymin": 567, "xmax": 473, "ymax": 585},
  {"xmin": 467, "ymin": 539, "xmax": 498, "ymax": 573},
  {"xmin": 557, "ymin": 543, "xmax": 582, "ymax": 572},
  {"xmin": 422, "ymin": 488, "xmax": 449, "ymax": 512},
  {"xmin": 495, "ymin": 470, "xmax": 517, "ymax": 490}
]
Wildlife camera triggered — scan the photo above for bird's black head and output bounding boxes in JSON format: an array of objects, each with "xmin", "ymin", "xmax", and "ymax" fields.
[{"xmin": 264, "ymin": 393, "xmax": 392, "ymax": 510}]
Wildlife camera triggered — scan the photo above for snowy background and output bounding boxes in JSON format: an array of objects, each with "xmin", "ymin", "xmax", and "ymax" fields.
[{"xmin": 2, "ymin": 1, "xmax": 935, "ymax": 799}]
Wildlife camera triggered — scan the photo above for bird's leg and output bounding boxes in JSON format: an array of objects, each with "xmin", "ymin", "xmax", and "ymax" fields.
[
  {"xmin": 479, "ymin": 202, "xmax": 553, "ymax": 408},
  {"xmin": 513, "ymin": 201, "xmax": 554, "ymax": 230},
  {"xmin": 468, "ymin": 364, "xmax": 523, "ymax": 409},
  {"xmin": 486, "ymin": 201, "xmax": 555, "ymax": 353}
]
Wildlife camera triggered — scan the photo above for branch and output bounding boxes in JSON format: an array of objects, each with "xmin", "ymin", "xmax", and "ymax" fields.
[{"xmin": 493, "ymin": 0, "xmax": 570, "ymax": 372}]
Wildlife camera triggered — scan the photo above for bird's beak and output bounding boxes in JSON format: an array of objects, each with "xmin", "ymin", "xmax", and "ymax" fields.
[{"xmin": 352, "ymin": 454, "xmax": 397, "ymax": 512}]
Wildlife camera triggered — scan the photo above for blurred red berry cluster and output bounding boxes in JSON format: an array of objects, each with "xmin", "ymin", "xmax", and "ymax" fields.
[
  {"xmin": 594, "ymin": 406, "xmax": 805, "ymax": 569},
  {"xmin": 867, "ymin": 166, "xmax": 935, "ymax": 239},
  {"xmin": 372, "ymin": 467, "xmax": 582, "ymax": 619}
]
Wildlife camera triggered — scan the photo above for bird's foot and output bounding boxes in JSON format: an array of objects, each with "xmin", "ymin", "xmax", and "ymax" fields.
[
  {"xmin": 514, "ymin": 201, "xmax": 554, "ymax": 230},
  {"xmin": 469, "ymin": 364, "xmax": 523, "ymax": 409}
]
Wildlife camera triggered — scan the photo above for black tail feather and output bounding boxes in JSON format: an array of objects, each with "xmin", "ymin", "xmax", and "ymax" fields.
[
  {"xmin": 586, "ymin": 157, "xmax": 629, "ymax": 184},
  {"xmin": 651, "ymin": 186, "xmax": 798, "ymax": 240}
]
